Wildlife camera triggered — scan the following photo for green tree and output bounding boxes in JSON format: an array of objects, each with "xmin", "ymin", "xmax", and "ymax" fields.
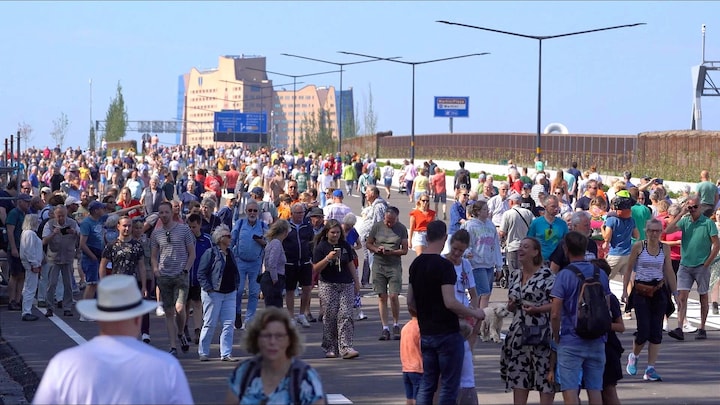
[
  {"xmin": 363, "ymin": 84, "xmax": 377, "ymax": 136},
  {"xmin": 88, "ymin": 126, "xmax": 97, "ymax": 151},
  {"xmin": 300, "ymin": 108, "xmax": 336, "ymax": 154},
  {"xmin": 50, "ymin": 112, "xmax": 70, "ymax": 148},
  {"xmin": 104, "ymin": 81, "xmax": 128, "ymax": 142},
  {"xmin": 342, "ymin": 100, "xmax": 361, "ymax": 139}
]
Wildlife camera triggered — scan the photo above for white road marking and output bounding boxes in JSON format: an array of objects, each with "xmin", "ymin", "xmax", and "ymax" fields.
[
  {"xmin": 327, "ymin": 394, "xmax": 353, "ymax": 404},
  {"xmin": 36, "ymin": 306, "xmax": 87, "ymax": 345}
]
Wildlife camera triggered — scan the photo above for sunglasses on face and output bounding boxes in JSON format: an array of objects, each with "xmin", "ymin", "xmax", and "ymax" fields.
[
  {"xmin": 688, "ymin": 205, "xmax": 699, "ymax": 210},
  {"xmin": 247, "ymin": 209, "xmax": 258, "ymax": 213}
]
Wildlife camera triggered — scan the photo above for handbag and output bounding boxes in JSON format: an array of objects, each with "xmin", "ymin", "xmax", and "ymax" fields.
[
  {"xmin": 521, "ymin": 323, "xmax": 550, "ymax": 346},
  {"xmin": 634, "ymin": 280, "xmax": 664, "ymax": 298}
]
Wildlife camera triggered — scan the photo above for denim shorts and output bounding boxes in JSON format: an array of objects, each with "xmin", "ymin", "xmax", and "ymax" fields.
[
  {"xmin": 403, "ymin": 372, "xmax": 422, "ymax": 399},
  {"xmin": 81, "ymin": 257, "xmax": 100, "ymax": 284},
  {"xmin": 677, "ymin": 264, "xmax": 710, "ymax": 294},
  {"xmin": 472, "ymin": 267, "xmax": 494, "ymax": 296},
  {"xmin": 557, "ymin": 341, "xmax": 605, "ymax": 391}
]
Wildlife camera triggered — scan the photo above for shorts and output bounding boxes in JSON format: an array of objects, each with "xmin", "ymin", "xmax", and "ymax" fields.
[
  {"xmin": 602, "ymin": 341, "xmax": 623, "ymax": 386},
  {"xmin": 285, "ymin": 262, "xmax": 313, "ymax": 290},
  {"xmin": 433, "ymin": 192, "xmax": 447, "ymax": 203},
  {"xmin": 403, "ymin": 372, "xmax": 423, "ymax": 399},
  {"xmin": 557, "ymin": 341, "xmax": 605, "ymax": 392},
  {"xmin": 81, "ymin": 256, "xmax": 100, "ymax": 284},
  {"xmin": 411, "ymin": 231, "xmax": 427, "ymax": 248},
  {"xmin": 187, "ymin": 285, "xmax": 201, "ymax": 302},
  {"xmin": 157, "ymin": 273, "xmax": 189, "ymax": 310},
  {"xmin": 333, "ymin": 174, "xmax": 341, "ymax": 180},
  {"xmin": 605, "ymin": 254, "xmax": 630, "ymax": 280},
  {"xmin": 8, "ymin": 255, "xmax": 24, "ymax": 277},
  {"xmin": 372, "ymin": 264, "xmax": 402, "ymax": 295},
  {"xmin": 384, "ymin": 178, "xmax": 392, "ymax": 187},
  {"xmin": 472, "ymin": 267, "xmax": 494, "ymax": 296},
  {"xmin": 677, "ymin": 264, "xmax": 710, "ymax": 294}
]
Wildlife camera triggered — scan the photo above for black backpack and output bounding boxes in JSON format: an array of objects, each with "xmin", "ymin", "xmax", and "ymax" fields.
[
  {"xmin": 456, "ymin": 170, "xmax": 470, "ymax": 190},
  {"xmin": 566, "ymin": 264, "xmax": 612, "ymax": 340}
]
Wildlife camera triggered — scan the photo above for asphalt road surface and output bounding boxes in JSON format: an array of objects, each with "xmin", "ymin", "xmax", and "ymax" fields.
[{"xmin": 1, "ymin": 185, "xmax": 718, "ymax": 404}]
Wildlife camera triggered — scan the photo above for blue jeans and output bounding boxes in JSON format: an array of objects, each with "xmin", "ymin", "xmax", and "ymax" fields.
[
  {"xmin": 472, "ymin": 267, "xmax": 494, "ymax": 296},
  {"xmin": 199, "ymin": 290, "xmax": 237, "ymax": 358},
  {"xmin": 417, "ymin": 332, "xmax": 465, "ymax": 405},
  {"xmin": 236, "ymin": 260, "xmax": 261, "ymax": 323}
]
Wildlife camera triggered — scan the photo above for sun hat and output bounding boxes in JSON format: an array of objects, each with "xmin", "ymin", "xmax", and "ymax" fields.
[{"xmin": 75, "ymin": 275, "xmax": 157, "ymax": 321}]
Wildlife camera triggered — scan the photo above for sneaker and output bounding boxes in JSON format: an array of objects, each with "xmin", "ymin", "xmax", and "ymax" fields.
[
  {"xmin": 342, "ymin": 349, "xmax": 360, "ymax": 359},
  {"xmin": 45, "ymin": 308, "xmax": 54, "ymax": 318},
  {"xmin": 221, "ymin": 356, "xmax": 240, "ymax": 362},
  {"xmin": 179, "ymin": 335, "xmax": 190, "ymax": 353},
  {"xmin": 235, "ymin": 313, "xmax": 243, "ymax": 329},
  {"xmin": 683, "ymin": 323, "xmax": 698, "ymax": 333},
  {"xmin": 79, "ymin": 281, "xmax": 87, "ymax": 290},
  {"xmin": 142, "ymin": 333, "xmax": 151, "ymax": 344},
  {"xmin": 56, "ymin": 301, "xmax": 63, "ymax": 309},
  {"xmin": 393, "ymin": 325, "xmax": 401, "ymax": 340},
  {"xmin": 37, "ymin": 301, "xmax": 47, "ymax": 308},
  {"xmin": 296, "ymin": 314, "xmax": 311, "ymax": 328},
  {"xmin": 63, "ymin": 310, "xmax": 73, "ymax": 317},
  {"xmin": 156, "ymin": 305, "xmax": 165, "ymax": 317},
  {"xmin": 22, "ymin": 314, "xmax": 39, "ymax": 321},
  {"xmin": 695, "ymin": 329, "xmax": 707, "ymax": 340},
  {"xmin": 662, "ymin": 320, "xmax": 668, "ymax": 332},
  {"xmin": 626, "ymin": 353, "xmax": 638, "ymax": 376},
  {"xmin": 668, "ymin": 327, "xmax": 684, "ymax": 341},
  {"xmin": 305, "ymin": 313, "xmax": 317, "ymax": 323},
  {"xmin": 622, "ymin": 312, "xmax": 632, "ymax": 320},
  {"xmin": 356, "ymin": 312, "xmax": 368, "ymax": 321},
  {"xmin": 643, "ymin": 367, "xmax": 662, "ymax": 381},
  {"xmin": 379, "ymin": 329, "xmax": 391, "ymax": 341},
  {"xmin": 194, "ymin": 328, "xmax": 201, "ymax": 344},
  {"xmin": 169, "ymin": 348, "xmax": 178, "ymax": 356},
  {"xmin": 318, "ymin": 314, "xmax": 324, "ymax": 323},
  {"xmin": 713, "ymin": 302, "xmax": 719, "ymax": 315},
  {"xmin": 8, "ymin": 302, "xmax": 20, "ymax": 311},
  {"xmin": 325, "ymin": 351, "xmax": 337, "ymax": 358},
  {"xmin": 79, "ymin": 315, "xmax": 95, "ymax": 322},
  {"xmin": 199, "ymin": 355, "xmax": 210, "ymax": 362}
]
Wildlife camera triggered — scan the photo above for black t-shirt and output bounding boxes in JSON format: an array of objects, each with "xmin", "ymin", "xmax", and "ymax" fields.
[
  {"xmin": 549, "ymin": 238, "xmax": 599, "ymax": 269},
  {"xmin": 218, "ymin": 251, "xmax": 238, "ymax": 293},
  {"xmin": 408, "ymin": 254, "xmax": 459, "ymax": 336},
  {"xmin": 313, "ymin": 239, "xmax": 354, "ymax": 284},
  {"xmin": 520, "ymin": 196, "xmax": 537, "ymax": 215},
  {"xmin": 576, "ymin": 196, "xmax": 592, "ymax": 211}
]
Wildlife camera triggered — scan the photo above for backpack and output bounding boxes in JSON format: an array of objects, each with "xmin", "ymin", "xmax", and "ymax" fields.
[
  {"xmin": 236, "ymin": 356, "xmax": 324, "ymax": 405},
  {"xmin": 456, "ymin": 170, "xmax": 470, "ymax": 190},
  {"xmin": 566, "ymin": 264, "xmax": 612, "ymax": 340}
]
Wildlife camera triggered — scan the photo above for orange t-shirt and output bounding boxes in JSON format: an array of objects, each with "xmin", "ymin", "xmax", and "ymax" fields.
[
  {"xmin": 400, "ymin": 318, "xmax": 423, "ymax": 373},
  {"xmin": 410, "ymin": 209, "xmax": 436, "ymax": 232}
]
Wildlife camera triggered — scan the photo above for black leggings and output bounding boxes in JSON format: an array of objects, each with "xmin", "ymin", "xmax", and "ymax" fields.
[{"xmin": 633, "ymin": 283, "xmax": 667, "ymax": 345}]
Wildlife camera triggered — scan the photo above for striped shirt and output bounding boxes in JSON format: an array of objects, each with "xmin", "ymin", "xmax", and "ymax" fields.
[{"xmin": 151, "ymin": 222, "xmax": 195, "ymax": 277}]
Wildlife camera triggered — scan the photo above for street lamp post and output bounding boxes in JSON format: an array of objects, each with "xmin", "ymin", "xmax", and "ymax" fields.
[
  {"xmin": 339, "ymin": 51, "xmax": 489, "ymax": 162},
  {"xmin": 280, "ymin": 54, "xmax": 402, "ymax": 154},
  {"xmin": 436, "ymin": 20, "xmax": 645, "ymax": 162}
]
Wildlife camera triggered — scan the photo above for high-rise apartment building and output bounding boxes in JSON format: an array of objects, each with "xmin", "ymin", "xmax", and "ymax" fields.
[{"xmin": 178, "ymin": 55, "xmax": 354, "ymax": 151}]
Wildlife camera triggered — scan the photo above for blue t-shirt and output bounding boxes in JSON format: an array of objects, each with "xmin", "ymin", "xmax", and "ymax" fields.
[
  {"xmin": 550, "ymin": 261, "xmax": 612, "ymax": 346},
  {"xmin": 527, "ymin": 216, "xmax": 568, "ymax": 260},
  {"xmin": 80, "ymin": 216, "xmax": 105, "ymax": 255},
  {"xmin": 604, "ymin": 215, "xmax": 635, "ymax": 256}
]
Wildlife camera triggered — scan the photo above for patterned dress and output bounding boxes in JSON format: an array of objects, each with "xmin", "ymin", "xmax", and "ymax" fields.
[{"xmin": 500, "ymin": 265, "xmax": 556, "ymax": 393}]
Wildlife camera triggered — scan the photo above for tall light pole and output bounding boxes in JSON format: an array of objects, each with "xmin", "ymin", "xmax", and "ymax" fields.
[
  {"xmin": 280, "ymin": 54, "xmax": 402, "ymax": 154},
  {"xmin": 339, "ymin": 51, "xmax": 489, "ymax": 162},
  {"xmin": 437, "ymin": 20, "xmax": 645, "ymax": 162},
  {"xmin": 245, "ymin": 67, "xmax": 340, "ymax": 153},
  {"xmin": 89, "ymin": 78, "xmax": 93, "ymax": 149}
]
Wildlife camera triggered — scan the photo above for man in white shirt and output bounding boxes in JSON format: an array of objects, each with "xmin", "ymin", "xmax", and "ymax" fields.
[
  {"xmin": 323, "ymin": 189, "xmax": 352, "ymax": 222},
  {"xmin": 34, "ymin": 275, "xmax": 194, "ymax": 404}
]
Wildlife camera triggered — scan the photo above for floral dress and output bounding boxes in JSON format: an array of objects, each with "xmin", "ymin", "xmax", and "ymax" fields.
[{"xmin": 500, "ymin": 265, "xmax": 556, "ymax": 393}]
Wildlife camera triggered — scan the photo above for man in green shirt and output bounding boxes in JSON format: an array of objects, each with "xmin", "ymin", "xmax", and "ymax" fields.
[
  {"xmin": 695, "ymin": 170, "xmax": 718, "ymax": 218},
  {"xmin": 664, "ymin": 196, "xmax": 720, "ymax": 341},
  {"xmin": 629, "ymin": 187, "xmax": 652, "ymax": 242}
]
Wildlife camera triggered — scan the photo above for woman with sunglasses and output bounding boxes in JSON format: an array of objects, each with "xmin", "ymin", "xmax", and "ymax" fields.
[
  {"xmin": 408, "ymin": 193, "xmax": 436, "ymax": 256},
  {"xmin": 312, "ymin": 219, "xmax": 361, "ymax": 359},
  {"xmin": 197, "ymin": 224, "xmax": 241, "ymax": 361}
]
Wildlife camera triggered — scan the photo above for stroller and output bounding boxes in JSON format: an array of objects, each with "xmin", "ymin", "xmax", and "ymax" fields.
[{"xmin": 495, "ymin": 244, "xmax": 510, "ymax": 289}]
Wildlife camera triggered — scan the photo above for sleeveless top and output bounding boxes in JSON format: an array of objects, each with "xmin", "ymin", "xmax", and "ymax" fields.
[
  {"xmin": 143, "ymin": 188, "xmax": 164, "ymax": 216},
  {"xmin": 634, "ymin": 240, "xmax": 665, "ymax": 282}
]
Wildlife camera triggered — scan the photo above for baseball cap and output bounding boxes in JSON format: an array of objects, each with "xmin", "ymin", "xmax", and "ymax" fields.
[
  {"xmin": 332, "ymin": 189, "xmax": 344, "ymax": 198},
  {"xmin": 64, "ymin": 196, "xmax": 80, "ymax": 206},
  {"xmin": 223, "ymin": 193, "xmax": 236, "ymax": 201},
  {"xmin": 508, "ymin": 193, "xmax": 521, "ymax": 202},
  {"xmin": 41, "ymin": 186, "xmax": 52, "ymax": 194},
  {"xmin": 88, "ymin": 201, "xmax": 106, "ymax": 211},
  {"xmin": 250, "ymin": 187, "xmax": 264, "ymax": 196},
  {"xmin": 308, "ymin": 207, "xmax": 324, "ymax": 217},
  {"xmin": 16, "ymin": 193, "xmax": 32, "ymax": 202}
]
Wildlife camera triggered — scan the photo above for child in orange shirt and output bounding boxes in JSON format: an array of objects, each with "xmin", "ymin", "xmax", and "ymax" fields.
[{"xmin": 400, "ymin": 308, "xmax": 423, "ymax": 405}]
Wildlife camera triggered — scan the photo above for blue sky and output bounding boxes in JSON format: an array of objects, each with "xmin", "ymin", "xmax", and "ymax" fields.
[{"xmin": 1, "ymin": 1, "xmax": 718, "ymax": 150}]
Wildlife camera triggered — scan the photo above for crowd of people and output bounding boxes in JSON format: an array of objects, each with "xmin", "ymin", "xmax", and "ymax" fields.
[{"xmin": 2, "ymin": 142, "xmax": 718, "ymax": 404}]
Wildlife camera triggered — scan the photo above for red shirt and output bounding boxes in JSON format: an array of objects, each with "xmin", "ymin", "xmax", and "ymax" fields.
[
  {"xmin": 224, "ymin": 169, "xmax": 239, "ymax": 190},
  {"xmin": 430, "ymin": 173, "xmax": 446, "ymax": 194},
  {"xmin": 118, "ymin": 199, "xmax": 142, "ymax": 218},
  {"xmin": 410, "ymin": 209, "xmax": 436, "ymax": 232}
]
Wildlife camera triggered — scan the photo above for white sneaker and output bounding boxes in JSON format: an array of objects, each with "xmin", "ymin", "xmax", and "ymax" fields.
[
  {"xmin": 296, "ymin": 314, "xmax": 311, "ymax": 328},
  {"xmin": 79, "ymin": 315, "xmax": 95, "ymax": 322},
  {"xmin": 662, "ymin": 320, "xmax": 669, "ymax": 332},
  {"xmin": 142, "ymin": 333, "xmax": 151, "ymax": 343},
  {"xmin": 156, "ymin": 305, "xmax": 165, "ymax": 317},
  {"xmin": 683, "ymin": 323, "xmax": 698, "ymax": 333},
  {"xmin": 356, "ymin": 311, "xmax": 368, "ymax": 321}
]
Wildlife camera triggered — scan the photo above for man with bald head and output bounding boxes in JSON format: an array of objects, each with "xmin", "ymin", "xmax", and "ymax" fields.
[{"xmin": 695, "ymin": 170, "xmax": 717, "ymax": 217}]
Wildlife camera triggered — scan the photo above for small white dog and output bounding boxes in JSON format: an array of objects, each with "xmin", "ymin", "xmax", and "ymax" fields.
[{"xmin": 479, "ymin": 304, "xmax": 511, "ymax": 343}]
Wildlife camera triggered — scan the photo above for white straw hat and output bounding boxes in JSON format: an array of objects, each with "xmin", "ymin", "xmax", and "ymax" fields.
[{"xmin": 76, "ymin": 275, "xmax": 156, "ymax": 321}]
